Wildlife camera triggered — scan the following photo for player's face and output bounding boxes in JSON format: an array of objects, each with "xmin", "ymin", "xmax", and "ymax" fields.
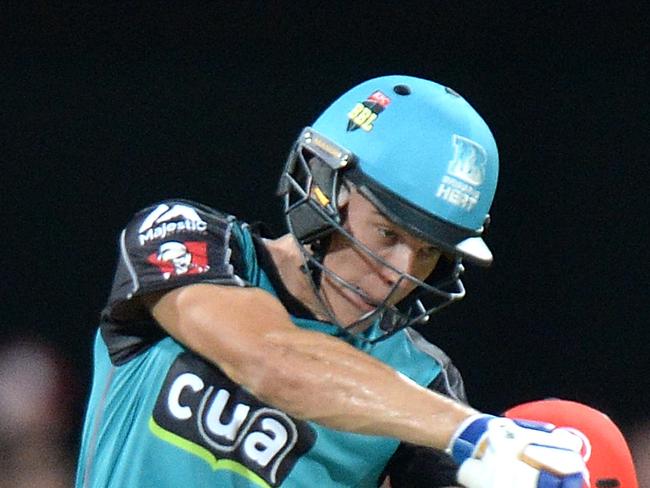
[{"xmin": 320, "ymin": 190, "xmax": 442, "ymax": 326}]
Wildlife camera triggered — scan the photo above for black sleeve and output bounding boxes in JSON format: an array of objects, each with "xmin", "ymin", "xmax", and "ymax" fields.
[
  {"xmin": 378, "ymin": 354, "xmax": 468, "ymax": 487},
  {"xmin": 379, "ymin": 445, "xmax": 459, "ymax": 488},
  {"xmin": 99, "ymin": 199, "xmax": 250, "ymax": 364}
]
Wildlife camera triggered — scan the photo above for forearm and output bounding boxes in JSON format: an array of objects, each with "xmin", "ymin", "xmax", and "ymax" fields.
[
  {"xmin": 151, "ymin": 284, "xmax": 477, "ymax": 450},
  {"xmin": 257, "ymin": 327, "xmax": 476, "ymax": 449}
]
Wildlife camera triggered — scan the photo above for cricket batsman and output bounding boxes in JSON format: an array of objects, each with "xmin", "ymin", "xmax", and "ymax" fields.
[{"xmin": 76, "ymin": 75, "xmax": 588, "ymax": 487}]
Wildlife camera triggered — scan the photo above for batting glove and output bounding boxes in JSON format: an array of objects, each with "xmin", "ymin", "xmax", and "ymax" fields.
[{"xmin": 448, "ymin": 415, "xmax": 588, "ymax": 488}]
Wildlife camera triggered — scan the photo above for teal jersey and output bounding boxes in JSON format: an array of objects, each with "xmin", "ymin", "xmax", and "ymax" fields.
[{"xmin": 76, "ymin": 200, "xmax": 465, "ymax": 488}]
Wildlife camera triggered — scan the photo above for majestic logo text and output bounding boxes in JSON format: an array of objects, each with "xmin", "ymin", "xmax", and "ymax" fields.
[{"xmin": 139, "ymin": 204, "xmax": 208, "ymax": 246}]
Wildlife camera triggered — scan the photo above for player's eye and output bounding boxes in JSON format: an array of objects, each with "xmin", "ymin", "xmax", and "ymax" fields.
[
  {"xmin": 377, "ymin": 227, "xmax": 398, "ymax": 240},
  {"xmin": 419, "ymin": 246, "xmax": 441, "ymax": 260}
]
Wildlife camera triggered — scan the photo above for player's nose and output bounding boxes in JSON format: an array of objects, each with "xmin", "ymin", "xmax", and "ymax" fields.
[{"xmin": 379, "ymin": 244, "xmax": 419, "ymax": 286}]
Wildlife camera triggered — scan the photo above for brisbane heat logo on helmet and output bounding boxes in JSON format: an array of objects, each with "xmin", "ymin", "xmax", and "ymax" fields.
[
  {"xmin": 347, "ymin": 90, "xmax": 391, "ymax": 132},
  {"xmin": 447, "ymin": 134, "xmax": 487, "ymax": 186},
  {"xmin": 436, "ymin": 134, "xmax": 487, "ymax": 211}
]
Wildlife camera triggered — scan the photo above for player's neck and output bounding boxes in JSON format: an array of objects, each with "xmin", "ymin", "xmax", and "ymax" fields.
[{"xmin": 262, "ymin": 234, "xmax": 330, "ymax": 320}]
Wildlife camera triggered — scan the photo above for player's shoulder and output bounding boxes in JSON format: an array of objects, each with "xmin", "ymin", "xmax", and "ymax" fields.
[
  {"xmin": 403, "ymin": 327, "xmax": 453, "ymax": 368},
  {"xmin": 126, "ymin": 198, "xmax": 251, "ymax": 241},
  {"xmin": 118, "ymin": 198, "xmax": 257, "ymax": 280},
  {"xmin": 404, "ymin": 327, "xmax": 468, "ymax": 403},
  {"xmin": 132, "ymin": 198, "xmax": 238, "ymax": 226}
]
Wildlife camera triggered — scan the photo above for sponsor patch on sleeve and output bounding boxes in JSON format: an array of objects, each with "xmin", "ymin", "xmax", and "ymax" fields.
[
  {"xmin": 147, "ymin": 241, "xmax": 210, "ymax": 280},
  {"xmin": 151, "ymin": 353, "xmax": 317, "ymax": 486},
  {"xmin": 112, "ymin": 201, "xmax": 249, "ymax": 303}
]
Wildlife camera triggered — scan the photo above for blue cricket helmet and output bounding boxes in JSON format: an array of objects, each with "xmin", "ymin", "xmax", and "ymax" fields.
[
  {"xmin": 310, "ymin": 75, "xmax": 499, "ymax": 265},
  {"xmin": 278, "ymin": 75, "xmax": 499, "ymax": 340}
]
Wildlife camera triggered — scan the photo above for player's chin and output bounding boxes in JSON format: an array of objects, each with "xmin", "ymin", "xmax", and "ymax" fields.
[
  {"xmin": 346, "ymin": 287, "xmax": 380, "ymax": 314},
  {"xmin": 326, "ymin": 290, "xmax": 371, "ymax": 325},
  {"xmin": 325, "ymin": 279, "xmax": 383, "ymax": 324}
]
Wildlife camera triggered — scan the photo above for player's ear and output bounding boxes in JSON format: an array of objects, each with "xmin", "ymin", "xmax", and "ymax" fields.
[
  {"xmin": 337, "ymin": 179, "xmax": 352, "ymax": 209},
  {"xmin": 335, "ymin": 179, "xmax": 353, "ymax": 226}
]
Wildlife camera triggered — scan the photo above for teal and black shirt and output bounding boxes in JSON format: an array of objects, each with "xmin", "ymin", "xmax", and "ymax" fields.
[{"xmin": 76, "ymin": 200, "xmax": 466, "ymax": 488}]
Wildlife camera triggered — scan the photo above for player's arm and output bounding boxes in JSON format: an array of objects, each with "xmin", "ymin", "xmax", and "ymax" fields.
[
  {"xmin": 149, "ymin": 286, "xmax": 588, "ymax": 488},
  {"xmin": 147, "ymin": 282, "xmax": 475, "ymax": 450}
]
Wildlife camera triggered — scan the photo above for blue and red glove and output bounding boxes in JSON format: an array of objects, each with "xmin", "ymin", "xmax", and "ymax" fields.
[{"xmin": 448, "ymin": 414, "xmax": 588, "ymax": 488}]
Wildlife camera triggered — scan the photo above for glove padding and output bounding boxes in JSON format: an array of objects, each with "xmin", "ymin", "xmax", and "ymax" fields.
[{"xmin": 449, "ymin": 415, "xmax": 587, "ymax": 488}]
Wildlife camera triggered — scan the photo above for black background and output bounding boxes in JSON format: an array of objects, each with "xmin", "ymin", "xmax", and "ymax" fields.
[{"xmin": 3, "ymin": 2, "xmax": 648, "ymax": 445}]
